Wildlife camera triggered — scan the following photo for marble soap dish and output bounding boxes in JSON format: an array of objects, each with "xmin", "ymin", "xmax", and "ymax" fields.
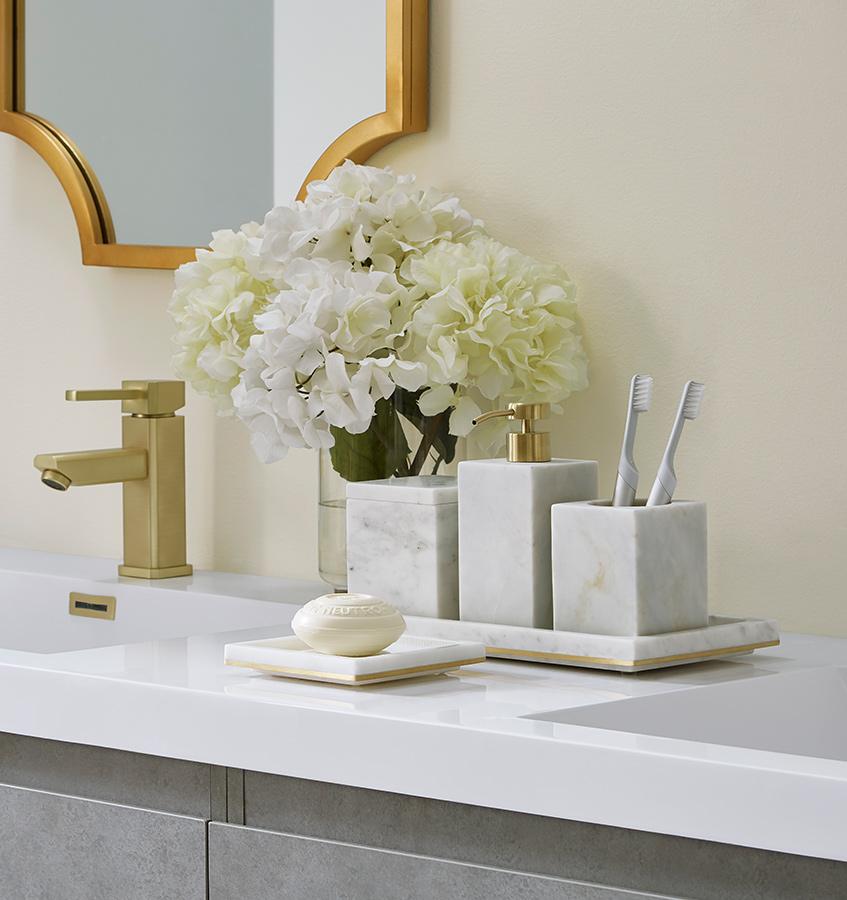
[
  {"xmin": 224, "ymin": 634, "xmax": 486, "ymax": 686},
  {"xmin": 403, "ymin": 615, "xmax": 780, "ymax": 673}
]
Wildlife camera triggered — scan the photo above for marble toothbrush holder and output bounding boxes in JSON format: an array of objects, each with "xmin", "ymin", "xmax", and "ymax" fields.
[{"xmin": 552, "ymin": 500, "xmax": 708, "ymax": 636}]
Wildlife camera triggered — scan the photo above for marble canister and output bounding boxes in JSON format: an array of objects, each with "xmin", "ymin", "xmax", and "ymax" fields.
[
  {"xmin": 346, "ymin": 476, "xmax": 459, "ymax": 619},
  {"xmin": 458, "ymin": 459, "xmax": 599, "ymax": 629},
  {"xmin": 552, "ymin": 500, "xmax": 708, "ymax": 636}
]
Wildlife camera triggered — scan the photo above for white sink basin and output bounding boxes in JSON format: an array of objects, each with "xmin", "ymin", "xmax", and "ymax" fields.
[
  {"xmin": 528, "ymin": 666, "xmax": 847, "ymax": 762},
  {"xmin": 0, "ymin": 550, "xmax": 319, "ymax": 654}
]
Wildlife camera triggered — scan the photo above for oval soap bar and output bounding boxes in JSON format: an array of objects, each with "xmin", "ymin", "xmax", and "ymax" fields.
[{"xmin": 292, "ymin": 593, "xmax": 406, "ymax": 657}]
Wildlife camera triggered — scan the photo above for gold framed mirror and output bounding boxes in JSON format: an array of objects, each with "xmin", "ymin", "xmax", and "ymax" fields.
[{"xmin": 0, "ymin": 0, "xmax": 427, "ymax": 270}]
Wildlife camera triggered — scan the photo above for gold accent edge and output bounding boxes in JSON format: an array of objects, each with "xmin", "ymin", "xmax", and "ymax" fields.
[
  {"xmin": 225, "ymin": 656, "xmax": 486, "ymax": 684},
  {"xmin": 296, "ymin": 0, "xmax": 428, "ymax": 200},
  {"xmin": 0, "ymin": 0, "xmax": 428, "ymax": 269},
  {"xmin": 485, "ymin": 639, "xmax": 781, "ymax": 669}
]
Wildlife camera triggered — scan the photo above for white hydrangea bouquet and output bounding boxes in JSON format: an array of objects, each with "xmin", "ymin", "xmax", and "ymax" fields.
[{"xmin": 169, "ymin": 161, "xmax": 588, "ymax": 483}]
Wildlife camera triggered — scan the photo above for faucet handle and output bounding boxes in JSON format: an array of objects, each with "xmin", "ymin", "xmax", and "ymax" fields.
[
  {"xmin": 66, "ymin": 389, "xmax": 146, "ymax": 402},
  {"xmin": 65, "ymin": 380, "xmax": 185, "ymax": 416}
]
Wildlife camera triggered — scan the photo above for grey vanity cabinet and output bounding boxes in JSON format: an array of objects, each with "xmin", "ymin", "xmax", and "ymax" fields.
[
  {"xmin": 0, "ymin": 732, "xmax": 211, "ymax": 900},
  {"xmin": 0, "ymin": 783, "xmax": 206, "ymax": 900},
  {"xmin": 1, "ymin": 735, "xmax": 845, "ymax": 900},
  {"xmin": 207, "ymin": 821, "xmax": 641, "ymax": 900}
]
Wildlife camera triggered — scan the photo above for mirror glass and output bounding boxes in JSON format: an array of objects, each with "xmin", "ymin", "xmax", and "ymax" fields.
[{"xmin": 23, "ymin": 0, "xmax": 386, "ymax": 247}]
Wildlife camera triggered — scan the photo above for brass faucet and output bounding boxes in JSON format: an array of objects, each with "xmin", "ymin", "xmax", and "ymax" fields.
[{"xmin": 34, "ymin": 380, "xmax": 192, "ymax": 579}]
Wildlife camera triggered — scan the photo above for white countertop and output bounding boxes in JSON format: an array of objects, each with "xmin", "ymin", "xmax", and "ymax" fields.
[{"xmin": 1, "ymin": 548, "xmax": 845, "ymax": 863}]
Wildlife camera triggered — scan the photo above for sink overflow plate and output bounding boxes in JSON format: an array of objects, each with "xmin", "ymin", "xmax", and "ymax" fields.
[{"xmin": 69, "ymin": 592, "xmax": 117, "ymax": 621}]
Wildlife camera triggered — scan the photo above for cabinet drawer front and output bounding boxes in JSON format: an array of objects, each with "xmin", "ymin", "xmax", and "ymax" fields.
[
  {"xmin": 0, "ymin": 783, "xmax": 206, "ymax": 900},
  {"xmin": 0, "ymin": 732, "xmax": 212, "ymax": 816},
  {"xmin": 208, "ymin": 822, "xmax": 650, "ymax": 900}
]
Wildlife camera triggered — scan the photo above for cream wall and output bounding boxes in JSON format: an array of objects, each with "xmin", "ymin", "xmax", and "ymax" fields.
[{"xmin": 1, "ymin": 0, "xmax": 845, "ymax": 635}]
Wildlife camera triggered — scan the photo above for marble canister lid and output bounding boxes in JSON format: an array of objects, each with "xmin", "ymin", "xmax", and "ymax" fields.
[{"xmin": 346, "ymin": 475, "xmax": 458, "ymax": 505}]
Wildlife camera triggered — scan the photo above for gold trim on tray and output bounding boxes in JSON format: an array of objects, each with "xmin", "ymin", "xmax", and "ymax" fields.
[
  {"xmin": 0, "ymin": 0, "xmax": 428, "ymax": 269},
  {"xmin": 225, "ymin": 656, "xmax": 486, "ymax": 684},
  {"xmin": 485, "ymin": 640, "xmax": 780, "ymax": 669}
]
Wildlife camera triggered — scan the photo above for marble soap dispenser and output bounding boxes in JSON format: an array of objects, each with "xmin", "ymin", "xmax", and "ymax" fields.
[{"xmin": 458, "ymin": 403, "xmax": 598, "ymax": 629}]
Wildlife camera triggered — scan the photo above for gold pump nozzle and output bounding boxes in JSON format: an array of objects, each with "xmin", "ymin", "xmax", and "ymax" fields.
[{"xmin": 472, "ymin": 402, "xmax": 551, "ymax": 463}]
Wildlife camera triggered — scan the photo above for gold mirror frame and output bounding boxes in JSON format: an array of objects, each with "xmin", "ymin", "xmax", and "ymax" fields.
[{"xmin": 0, "ymin": 0, "xmax": 428, "ymax": 270}]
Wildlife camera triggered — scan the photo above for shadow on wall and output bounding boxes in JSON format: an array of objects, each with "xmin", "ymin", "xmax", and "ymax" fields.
[
  {"xmin": 210, "ymin": 416, "xmax": 319, "ymax": 580},
  {"xmin": 552, "ymin": 262, "xmax": 671, "ymax": 476}
]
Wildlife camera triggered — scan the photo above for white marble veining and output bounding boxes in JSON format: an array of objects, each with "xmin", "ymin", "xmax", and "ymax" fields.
[
  {"xmin": 458, "ymin": 459, "xmax": 598, "ymax": 628},
  {"xmin": 1, "ymin": 548, "xmax": 846, "ymax": 863},
  {"xmin": 553, "ymin": 500, "xmax": 709, "ymax": 636},
  {"xmin": 347, "ymin": 476, "xmax": 458, "ymax": 505},
  {"xmin": 225, "ymin": 634, "xmax": 485, "ymax": 685},
  {"xmin": 347, "ymin": 477, "xmax": 459, "ymax": 619},
  {"xmin": 404, "ymin": 614, "xmax": 778, "ymax": 670}
]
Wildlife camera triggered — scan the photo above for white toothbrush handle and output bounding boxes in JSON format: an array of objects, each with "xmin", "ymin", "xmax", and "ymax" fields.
[
  {"xmin": 612, "ymin": 407, "xmax": 639, "ymax": 507},
  {"xmin": 646, "ymin": 380, "xmax": 703, "ymax": 506},
  {"xmin": 613, "ymin": 472, "xmax": 636, "ymax": 506},
  {"xmin": 647, "ymin": 414, "xmax": 684, "ymax": 506},
  {"xmin": 646, "ymin": 468, "xmax": 675, "ymax": 506}
]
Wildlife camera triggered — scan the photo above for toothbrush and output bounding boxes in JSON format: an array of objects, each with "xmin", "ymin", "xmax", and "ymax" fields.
[
  {"xmin": 612, "ymin": 374, "xmax": 654, "ymax": 506},
  {"xmin": 646, "ymin": 380, "xmax": 705, "ymax": 506}
]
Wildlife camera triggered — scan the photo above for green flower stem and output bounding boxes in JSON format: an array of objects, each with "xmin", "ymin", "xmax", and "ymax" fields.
[
  {"xmin": 407, "ymin": 410, "xmax": 451, "ymax": 476},
  {"xmin": 330, "ymin": 397, "xmax": 456, "ymax": 483},
  {"xmin": 430, "ymin": 452, "xmax": 444, "ymax": 476}
]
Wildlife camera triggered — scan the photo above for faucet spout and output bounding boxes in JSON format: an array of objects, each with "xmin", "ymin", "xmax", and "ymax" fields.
[
  {"xmin": 33, "ymin": 448, "xmax": 148, "ymax": 489},
  {"xmin": 34, "ymin": 379, "xmax": 191, "ymax": 579}
]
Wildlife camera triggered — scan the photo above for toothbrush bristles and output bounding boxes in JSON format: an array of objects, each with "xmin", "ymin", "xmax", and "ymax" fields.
[
  {"xmin": 632, "ymin": 374, "xmax": 654, "ymax": 413},
  {"xmin": 682, "ymin": 381, "xmax": 705, "ymax": 419}
]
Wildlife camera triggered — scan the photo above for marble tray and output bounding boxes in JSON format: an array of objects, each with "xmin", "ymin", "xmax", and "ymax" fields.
[
  {"xmin": 224, "ymin": 634, "xmax": 486, "ymax": 685},
  {"xmin": 404, "ymin": 615, "xmax": 780, "ymax": 672}
]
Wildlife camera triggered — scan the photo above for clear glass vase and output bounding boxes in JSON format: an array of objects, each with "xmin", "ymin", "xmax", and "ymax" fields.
[
  {"xmin": 318, "ymin": 449, "xmax": 349, "ymax": 592},
  {"xmin": 317, "ymin": 390, "xmax": 462, "ymax": 591}
]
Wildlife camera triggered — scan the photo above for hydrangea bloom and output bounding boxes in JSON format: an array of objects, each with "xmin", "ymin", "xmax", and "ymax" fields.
[
  {"xmin": 400, "ymin": 236, "xmax": 588, "ymax": 436},
  {"xmin": 229, "ymin": 162, "xmax": 482, "ymax": 461},
  {"xmin": 171, "ymin": 163, "xmax": 589, "ymax": 472},
  {"xmin": 260, "ymin": 160, "xmax": 482, "ymax": 285},
  {"xmin": 169, "ymin": 224, "xmax": 270, "ymax": 413},
  {"xmin": 232, "ymin": 259, "xmax": 427, "ymax": 463}
]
